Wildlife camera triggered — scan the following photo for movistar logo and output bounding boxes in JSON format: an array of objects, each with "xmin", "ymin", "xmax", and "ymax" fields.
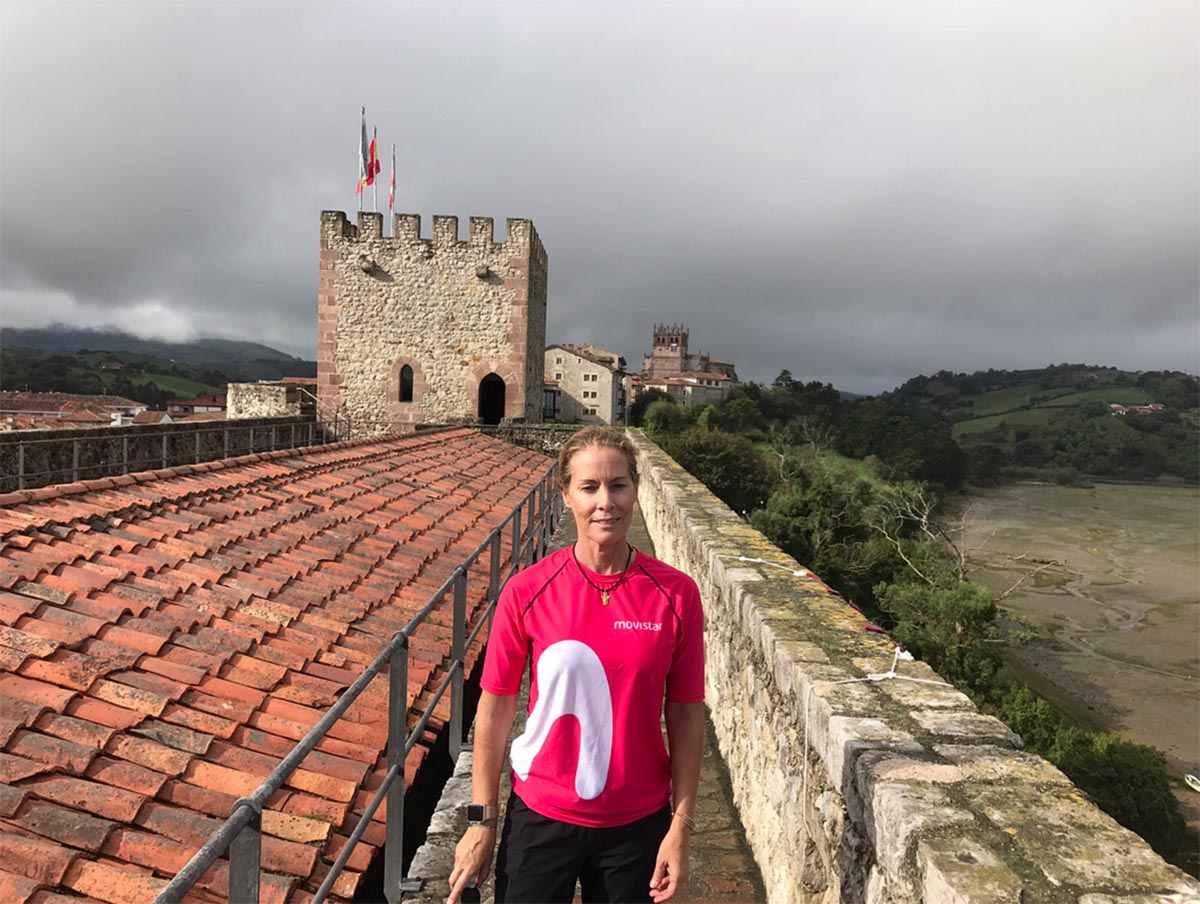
[{"xmin": 613, "ymin": 620, "xmax": 661, "ymax": 631}]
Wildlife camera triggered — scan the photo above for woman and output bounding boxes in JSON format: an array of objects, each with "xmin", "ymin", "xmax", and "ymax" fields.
[{"xmin": 447, "ymin": 426, "xmax": 705, "ymax": 904}]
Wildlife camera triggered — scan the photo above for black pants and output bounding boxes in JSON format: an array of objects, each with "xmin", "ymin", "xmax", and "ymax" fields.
[{"xmin": 494, "ymin": 793, "xmax": 672, "ymax": 904}]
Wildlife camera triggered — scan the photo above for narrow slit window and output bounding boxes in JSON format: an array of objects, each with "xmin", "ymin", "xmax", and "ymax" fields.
[{"xmin": 400, "ymin": 365, "xmax": 414, "ymax": 402}]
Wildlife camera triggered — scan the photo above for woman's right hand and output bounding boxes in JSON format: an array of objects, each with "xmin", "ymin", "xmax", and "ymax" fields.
[{"xmin": 446, "ymin": 826, "xmax": 498, "ymax": 904}]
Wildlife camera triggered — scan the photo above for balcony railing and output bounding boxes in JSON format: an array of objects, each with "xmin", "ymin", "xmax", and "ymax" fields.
[
  {"xmin": 153, "ymin": 463, "xmax": 562, "ymax": 904},
  {"xmin": 0, "ymin": 418, "xmax": 322, "ymax": 493}
]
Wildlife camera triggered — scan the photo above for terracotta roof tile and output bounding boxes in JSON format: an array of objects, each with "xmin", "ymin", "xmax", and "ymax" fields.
[
  {"xmin": 66, "ymin": 698, "xmax": 144, "ymax": 731},
  {"xmin": 61, "ymin": 857, "xmax": 168, "ymax": 904},
  {"xmin": 106, "ymin": 734, "xmax": 193, "ymax": 776},
  {"xmin": 36, "ymin": 714, "xmax": 117, "ymax": 750},
  {"xmin": 7, "ymin": 730, "xmax": 99, "ymax": 773},
  {"xmin": 85, "ymin": 756, "xmax": 169, "ymax": 797},
  {"xmin": 0, "ymin": 430, "xmax": 551, "ymax": 897},
  {"xmin": 0, "ymin": 752, "xmax": 55, "ymax": 782},
  {"xmin": 9, "ymin": 799, "xmax": 118, "ymax": 851},
  {"xmin": 0, "ymin": 866, "xmax": 42, "ymax": 903},
  {"xmin": 20, "ymin": 775, "xmax": 147, "ymax": 823},
  {"xmin": 0, "ymin": 828, "xmax": 79, "ymax": 884}
]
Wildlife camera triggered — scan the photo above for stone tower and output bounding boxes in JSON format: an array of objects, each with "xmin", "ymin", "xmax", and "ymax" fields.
[
  {"xmin": 642, "ymin": 324, "xmax": 689, "ymax": 379},
  {"xmin": 318, "ymin": 211, "xmax": 548, "ymax": 436}
]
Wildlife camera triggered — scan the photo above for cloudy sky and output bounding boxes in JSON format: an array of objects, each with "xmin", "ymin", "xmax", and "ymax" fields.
[{"xmin": 1, "ymin": 1, "xmax": 1196, "ymax": 393}]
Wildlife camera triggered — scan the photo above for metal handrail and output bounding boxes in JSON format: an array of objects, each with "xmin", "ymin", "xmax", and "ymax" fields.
[
  {"xmin": 294, "ymin": 386, "xmax": 351, "ymax": 441},
  {"xmin": 154, "ymin": 463, "xmax": 561, "ymax": 904},
  {"xmin": 1, "ymin": 418, "xmax": 321, "ymax": 493}
]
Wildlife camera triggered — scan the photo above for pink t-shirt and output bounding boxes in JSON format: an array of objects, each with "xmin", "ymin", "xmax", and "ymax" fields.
[{"xmin": 481, "ymin": 546, "xmax": 705, "ymax": 828}]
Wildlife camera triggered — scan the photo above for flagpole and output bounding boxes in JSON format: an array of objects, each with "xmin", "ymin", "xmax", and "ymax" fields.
[{"xmin": 358, "ymin": 106, "xmax": 365, "ymax": 213}]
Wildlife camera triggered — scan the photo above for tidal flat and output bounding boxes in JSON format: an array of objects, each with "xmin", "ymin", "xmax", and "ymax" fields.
[{"xmin": 957, "ymin": 482, "xmax": 1199, "ymax": 819}]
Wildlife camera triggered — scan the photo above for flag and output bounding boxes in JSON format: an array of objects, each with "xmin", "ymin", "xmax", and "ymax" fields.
[
  {"xmin": 366, "ymin": 128, "xmax": 382, "ymax": 187},
  {"xmin": 357, "ymin": 107, "xmax": 369, "ymax": 195},
  {"xmin": 388, "ymin": 143, "xmax": 396, "ymax": 211}
]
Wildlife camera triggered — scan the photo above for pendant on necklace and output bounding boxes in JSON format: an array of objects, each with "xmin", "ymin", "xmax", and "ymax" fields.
[{"xmin": 601, "ymin": 590, "xmax": 610, "ymax": 606}]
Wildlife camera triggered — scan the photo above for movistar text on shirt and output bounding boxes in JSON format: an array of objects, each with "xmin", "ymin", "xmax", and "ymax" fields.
[{"xmin": 613, "ymin": 620, "xmax": 662, "ymax": 631}]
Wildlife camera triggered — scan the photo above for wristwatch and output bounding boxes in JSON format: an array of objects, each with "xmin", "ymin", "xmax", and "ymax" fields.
[{"xmin": 466, "ymin": 803, "xmax": 499, "ymax": 827}]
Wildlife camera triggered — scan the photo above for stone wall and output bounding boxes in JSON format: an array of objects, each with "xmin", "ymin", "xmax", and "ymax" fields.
[
  {"xmin": 227, "ymin": 383, "xmax": 304, "ymax": 419},
  {"xmin": 628, "ymin": 431, "xmax": 1199, "ymax": 904},
  {"xmin": 318, "ymin": 211, "xmax": 548, "ymax": 436}
]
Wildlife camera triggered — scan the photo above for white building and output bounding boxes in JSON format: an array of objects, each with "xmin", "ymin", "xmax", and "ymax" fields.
[{"xmin": 544, "ymin": 344, "xmax": 629, "ymax": 425}]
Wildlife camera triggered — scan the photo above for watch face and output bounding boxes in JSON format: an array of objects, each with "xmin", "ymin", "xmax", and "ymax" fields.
[{"xmin": 466, "ymin": 804, "xmax": 485, "ymax": 821}]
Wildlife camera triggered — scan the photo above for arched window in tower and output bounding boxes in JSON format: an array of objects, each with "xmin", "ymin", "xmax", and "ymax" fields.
[
  {"xmin": 479, "ymin": 373, "xmax": 506, "ymax": 425},
  {"xmin": 399, "ymin": 365, "xmax": 414, "ymax": 402}
]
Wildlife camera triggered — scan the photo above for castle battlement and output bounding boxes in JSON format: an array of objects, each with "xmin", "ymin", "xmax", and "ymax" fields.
[
  {"xmin": 318, "ymin": 210, "xmax": 548, "ymax": 435},
  {"xmin": 320, "ymin": 210, "xmax": 547, "ymax": 270}
]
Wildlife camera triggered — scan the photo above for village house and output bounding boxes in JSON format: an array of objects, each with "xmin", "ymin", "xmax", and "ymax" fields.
[
  {"xmin": 544, "ymin": 343, "xmax": 629, "ymax": 425},
  {"xmin": 0, "ymin": 391, "xmax": 146, "ymax": 430},
  {"xmin": 166, "ymin": 393, "xmax": 227, "ymax": 417}
]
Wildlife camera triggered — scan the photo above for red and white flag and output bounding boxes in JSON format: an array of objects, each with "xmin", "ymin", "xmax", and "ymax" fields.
[
  {"xmin": 388, "ymin": 144, "xmax": 396, "ymax": 211},
  {"xmin": 367, "ymin": 128, "xmax": 382, "ymax": 186}
]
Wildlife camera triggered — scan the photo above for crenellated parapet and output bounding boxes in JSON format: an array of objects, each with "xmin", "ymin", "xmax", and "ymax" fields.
[
  {"xmin": 318, "ymin": 211, "xmax": 548, "ymax": 436},
  {"xmin": 320, "ymin": 211, "xmax": 546, "ymax": 269}
]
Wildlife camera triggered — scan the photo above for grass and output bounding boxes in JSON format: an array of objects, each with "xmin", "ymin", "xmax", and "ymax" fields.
[
  {"xmin": 100, "ymin": 372, "xmax": 220, "ymax": 397},
  {"xmin": 1037, "ymin": 387, "xmax": 1152, "ymax": 408},
  {"xmin": 954, "ymin": 408, "xmax": 1060, "ymax": 436}
]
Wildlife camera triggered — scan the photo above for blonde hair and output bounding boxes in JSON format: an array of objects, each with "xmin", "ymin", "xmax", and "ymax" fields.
[{"xmin": 557, "ymin": 427, "xmax": 639, "ymax": 491}]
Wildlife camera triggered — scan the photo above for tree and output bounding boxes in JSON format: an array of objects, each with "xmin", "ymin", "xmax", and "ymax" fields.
[
  {"xmin": 630, "ymin": 389, "xmax": 673, "ymax": 427},
  {"xmin": 661, "ymin": 427, "xmax": 776, "ymax": 515},
  {"xmin": 874, "ymin": 579, "xmax": 1002, "ymax": 696},
  {"xmin": 642, "ymin": 400, "xmax": 688, "ymax": 439}
]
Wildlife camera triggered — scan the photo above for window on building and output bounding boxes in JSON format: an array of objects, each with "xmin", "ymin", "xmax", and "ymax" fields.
[
  {"xmin": 555, "ymin": 372, "xmax": 562, "ymax": 380},
  {"xmin": 399, "ymin": 365, "xmax": 414, "ymax": 402},
  {"xmin": 555, "ymin": 356, "xmax": 563, "ymax": 364},
  {"xmin": 588, "ymin": 407, "xmax": 598, "ymax": 415}
]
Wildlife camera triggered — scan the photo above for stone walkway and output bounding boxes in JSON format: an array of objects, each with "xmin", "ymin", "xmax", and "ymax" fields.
[{"xmin": 407, "ymin": 504, "xmax": 765, "ymax": 903}]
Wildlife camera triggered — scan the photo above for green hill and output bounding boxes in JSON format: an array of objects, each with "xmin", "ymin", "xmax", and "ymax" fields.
[{"xmin": 887, "ymin": 364, "xmax": 1199, "ymax": 482}]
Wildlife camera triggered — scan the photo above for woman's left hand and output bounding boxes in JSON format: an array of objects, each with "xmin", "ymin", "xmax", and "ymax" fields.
[{"xmin": 648, "ymin": 820, "xmax": 690, "ymax": 902}]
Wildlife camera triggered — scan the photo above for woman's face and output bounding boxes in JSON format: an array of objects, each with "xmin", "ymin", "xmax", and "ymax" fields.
[{"xmin": 562, "ymin": 445, "xmax": 637, "ymax": 550}]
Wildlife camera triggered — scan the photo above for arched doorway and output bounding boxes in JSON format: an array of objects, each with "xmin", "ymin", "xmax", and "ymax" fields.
[{"xmin": 479, "ymin": 373, "xmax": 506, "ymax": 425}]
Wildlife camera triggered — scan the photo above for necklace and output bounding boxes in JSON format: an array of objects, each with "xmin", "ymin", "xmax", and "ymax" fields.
[{"xmin": 573, "ymin": 543, "xmax": 634, "ymax": 606}]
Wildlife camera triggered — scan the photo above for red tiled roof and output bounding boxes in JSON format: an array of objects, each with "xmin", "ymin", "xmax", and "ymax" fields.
[
  {"xmin": 0, "ymin": 393, "xmax": 144, "ymax": 413},
  {"xmin": 0, "ymin": 429, "xmax": 550, "ymax": 901}
]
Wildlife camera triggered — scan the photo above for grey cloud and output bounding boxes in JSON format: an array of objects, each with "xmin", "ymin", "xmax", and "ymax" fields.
[{"xmin": 1, "ymin": 0, "xmax": 1196, "ymax": 392}]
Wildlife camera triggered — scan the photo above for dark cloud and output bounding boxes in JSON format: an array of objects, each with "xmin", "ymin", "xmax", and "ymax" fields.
[{"xmin": 2, "ymin": 1, "xmax": 1196, "ymax": 392}]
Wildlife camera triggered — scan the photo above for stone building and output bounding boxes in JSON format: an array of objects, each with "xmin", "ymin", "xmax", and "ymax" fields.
[
  {"xmin": 545, "ymin": 343, "xmax": 629, "ymax": 424},
  {"xmin": 318, "ymin": 211, "xmax": 548, "ymax": 436},
  {"xmin": 641, "ymin": 323, "xmax": 738, "ymax": 382},
  {"xmin": 638, "ymin": 324, "xmax": 737, "ymax": 407}
]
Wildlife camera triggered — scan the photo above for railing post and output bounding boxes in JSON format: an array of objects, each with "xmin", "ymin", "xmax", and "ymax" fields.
[
  {"xmin": 195, "ymin": 431, "xmax": 201, "ymax": 464},
  {"xmin": 161, "ymin": 434, "xmax": 168, "ymax": 469},
  {"xmin": 249, "ymin": 426, "xmax": 255, "ymax": 453},
  {"xmin": 384, "ymin": 637, "xmax": 409, "ymax": 904},
  {"xmin": 451, "ymin": 571, "xmax": 467, "ymax": 762},
  {"xmin": 511, "ymin": 505, "xmax": 522, "ymax": 574},
  {"xmin": 17, "ymin": 442, "xmax": 25, "ymax": 491},
  {"xmin": 290, "ymin": 423, "xmax": 295, "ymax": 449},
  {"xmin": 229, "ymin": 801, "xmax": 262, "ymax": 904},
  {"xmin": 488, "ymin": 531, "xmax": 501, "ymax": 603},
  {"xmin": 72, "ymin": 438, "xmax": 79, "ymax": 482},
  {"xmin": 308, "ymin": 422, "xmax": 314, "ymax": 446},
  {"xmin": 122, "ymin": 436, "xmax": 129, "ymax": 475},
  {"xmin": 224, "ymin": 426, "xmax": 230, "ymax": 459}
]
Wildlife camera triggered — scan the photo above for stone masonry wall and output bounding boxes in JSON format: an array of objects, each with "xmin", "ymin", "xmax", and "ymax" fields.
[
  {"xmin": 628, "ymin": 431, "xmax": 1199, "ymax": 904},
  {"xmin": 226, "ymin": 383, "xmax": 302, "ymax": 419},
  {"xmin": 318, "ymin": 211, "xmax": 548, "ymax": 436}
]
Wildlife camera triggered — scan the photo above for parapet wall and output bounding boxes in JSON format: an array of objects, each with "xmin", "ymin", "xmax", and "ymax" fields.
[
  {"xmin": 629, "ymin": 431, "xmax": 1199, "ymax": 904},
  {"xmin": 318, "ymin": 211, "xmax": 548, "ymax": 435}
]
